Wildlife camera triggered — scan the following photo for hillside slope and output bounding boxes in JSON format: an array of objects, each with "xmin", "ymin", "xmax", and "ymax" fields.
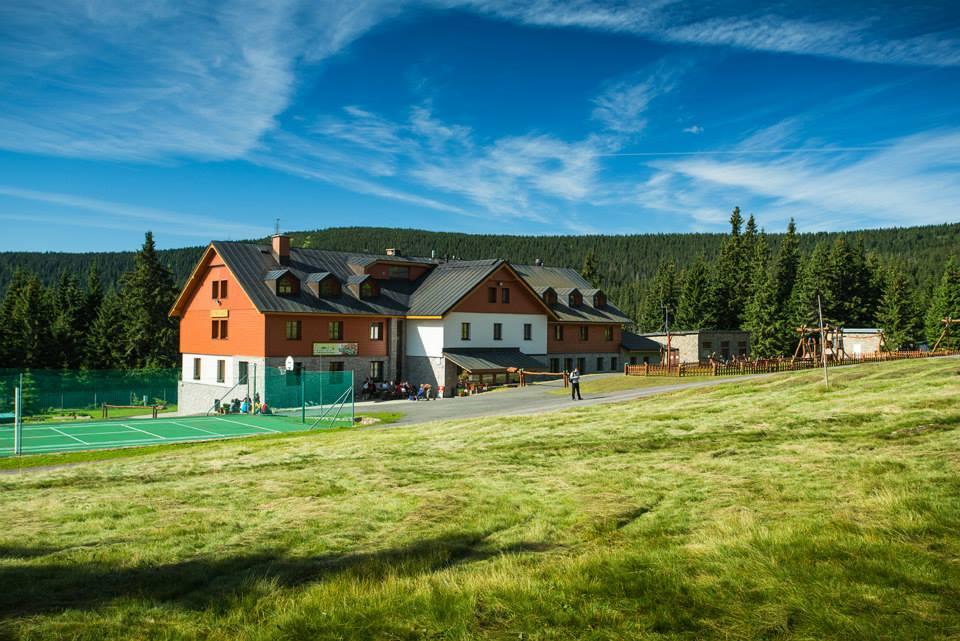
[{"xmin": 2, "ymin": 357, "xmax": 959, "ymax": 640}]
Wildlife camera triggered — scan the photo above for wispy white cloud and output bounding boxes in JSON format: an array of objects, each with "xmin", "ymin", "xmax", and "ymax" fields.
[
  {"xmin": 642, "ymin": 129, "xmax": 960, "ymax": 229},
  {"xmin": 592, "ymin": 70, "xmax": 677, "ymax": 135},
  {"xmin": 0, "ymin": 185, "xmax": 272, "ymax": 238},
  {"xmin": 682, "ymin": 125, "xmax": 703, "ymax": 134}
]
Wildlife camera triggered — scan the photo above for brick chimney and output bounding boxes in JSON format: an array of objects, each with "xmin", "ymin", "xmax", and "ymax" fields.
[
  {"xmin": 385, "ymin": 248, "xmax": 401, "ymax": 257},
  {"xmin": 272, "ymin": 234, "xmax": 290, "ymax": 266}
]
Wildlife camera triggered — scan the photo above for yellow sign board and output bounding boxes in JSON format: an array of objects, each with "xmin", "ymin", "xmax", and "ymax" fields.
[{"xmin": 209, "ymin": 309, "xmax": 229, "ymax": 318}]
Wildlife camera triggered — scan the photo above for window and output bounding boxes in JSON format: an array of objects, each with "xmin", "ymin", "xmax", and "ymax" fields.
[
  {"xmin": 570, "ymin": 292, "xmax": 582, "ymax": 307},
  {"xmin": 502, "ymin": 287, "xmax": 510, "ymax": 304},
  {"xmin": 370, "ymin": 322, "xmax": 383, "ymax": 340},
  {"xmin": 329, "ymin": 320, "xmax": 343, "ymax": 340},
  {"xmin": 577, "ymin": 357, "xmax": 586, "ymax": 372},
  {"xmin": 286, "ymin": 320, "xmax": 301, "ymax": 340},
  {"xmin": 564, "ymin": 358, "xmax": 573, "ymax": 371},
  {"xmin": 211, "ymin": 319, "xmax": 227, "ymax": 339},
  {"xmin": 238, "ymin": 361, "xmax": 249, "ymax": 385},
  {"xmin": 643, "ymin": 356, "xmax": 650, "ymax": 364},
  {"xmin": 550, "ymin": 358, "xmax": 560, "ymax": 373},
  {"xmin": 278, "ymin": 278, "xmax": 294, "ymax": 295},
  {"xmin": 328, "ymin": 361, "xmax": 345, "ymax": 371},
  {"xmin": 360, "ymin": 281, "xmax": 375, "ymax": 298},
  {"xmin": 193, "ymin": 358, "xmax": 201, "ymax": 381},
  {"xmin": 211, "ymin": 281, "xmax": 219, "ymax": 299},
  {"xmin": 579, "ymin": 325, "xmax": 589, "ymax": 341},
  {"xmin": 388, "ymin": 265, "xmax": 409, "ymax": 279},
  {"xmin": 488, "ymin": 287, "xmax": 497, "ymax": 303},
  {"xmin": 611, "ymin": 357, "xmax": 618, "ymax": 371},
  {"xmin": 702, "ymin": 340, "xmax": 713, "ymax": 350},
  {"xmin": 544, "ymin": 290, "xmax": 557, "ymax": 305},
  {"xmin": 523, "ymin": 323, "xmax": 532, "ymax": 341},
  {"xmin": 320, "ymin": 279, "xmax": 339, "ymax": 297},
  {"xmin": 216, "ymin": 359, "xmax": 225, "ymax": 383},
  {"xmin": 370, "ymin": 361, "xmax": 384, "ymax": 381},
  {"xmin": 630, "ymin": 356, "xmax": 637, "ymax": 365},
  {"xmin": 738, "ymin": 341, "xmax": 747, "ymax": 356},
  {"xmin": 554, "ymin": 325, "xmax": 564, "ymax": 341},
  {"xmin": 220, "ymin": 280, "xmax": 228, "ymax": 299},
  {"xmin": 721, "ymin": 340, "xmax": 730, "ymax": 359},
  {"xmin": 594, "ymin": 292, "xmax": 606, "ymax": 307},
  {"xmin": 604, "ymin": 326, "xmax": 614, "ymax": 341},
  {"xmin": 461, "ymin": 322, "xmax": 471, "ymax": 341},
  {"xmin": 596, "ymin": 357, "xmax": 604, "ymax": 371},
  {"xmin": 493, "ymin": 323, "xmax": 503, "ymax": 340}
]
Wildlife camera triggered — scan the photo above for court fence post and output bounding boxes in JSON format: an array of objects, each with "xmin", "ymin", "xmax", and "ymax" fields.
[
  {"xmin": 14, "ymin": 374, "xmax": 22, "ymax": 456},
  {"xmin": 301, "ymin": 365, "xmax": 306, "ymax": 424}
]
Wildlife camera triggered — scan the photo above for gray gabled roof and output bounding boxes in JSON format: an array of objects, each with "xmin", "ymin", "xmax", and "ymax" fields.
[
  {"xmin": 213, "ymin": 242, "xmax": 415, "ymax": 316},
  {"xmin": 264, "ymin": 269, "xmax": 292, "ymax": 281},
  {"xmin": 443, "ymin": 348, "xmax": 546, "ymax": 372},
  {"xmin": 304, "ymin": 271, "xmax": 335, "ymax": 283},
  {"xmin": 513, "ymin": 264, "xmax": 632, "ymax": 324},
  {"xmin": 406, "ymin": 259, "xmax": 503, "ymax": 316}
]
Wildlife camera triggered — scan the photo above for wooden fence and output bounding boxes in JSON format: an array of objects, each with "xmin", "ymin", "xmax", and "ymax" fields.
[{"xmin": 624, "ymin": 350, "xmax": 960, "ymax": 378}]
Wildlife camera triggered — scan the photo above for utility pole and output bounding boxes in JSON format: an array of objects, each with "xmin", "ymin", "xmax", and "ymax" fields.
[
  {"xmin": 663, "ymin": 305, "xmax": 672, "ymax": 372},
  {"xmin": 817, "ymin": 295, "xmax": 829, "ymax": 389}
]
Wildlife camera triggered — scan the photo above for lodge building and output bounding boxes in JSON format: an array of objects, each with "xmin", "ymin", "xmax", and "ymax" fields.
[{"xmin": 170, "ymin": 235, "xmax": 633, "ymax": 414}]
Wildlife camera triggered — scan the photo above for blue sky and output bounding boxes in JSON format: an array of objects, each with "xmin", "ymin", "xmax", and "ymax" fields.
[{"xmin": 0, "ymin": 1, "xmax": 958, "ymax": 251}]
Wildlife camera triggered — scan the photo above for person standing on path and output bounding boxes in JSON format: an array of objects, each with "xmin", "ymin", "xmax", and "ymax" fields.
[{"xmin": 569, "ymin": 368, "xmax": 583, "ymax": 400}]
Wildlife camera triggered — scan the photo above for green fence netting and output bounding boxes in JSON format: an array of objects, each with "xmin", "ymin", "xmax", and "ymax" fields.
[
  {"xmin": 0, "ymin": 368, "xmax": 179, "ymax": 422},
  {"xmin": 263, "ymin": 367, "xmax": 354, "ymax": 418}
]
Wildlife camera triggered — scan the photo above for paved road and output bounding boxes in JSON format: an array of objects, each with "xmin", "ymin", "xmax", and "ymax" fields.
[{"xmin": 357, "ymin": 373, "xmax": 761, "ymax": 427}]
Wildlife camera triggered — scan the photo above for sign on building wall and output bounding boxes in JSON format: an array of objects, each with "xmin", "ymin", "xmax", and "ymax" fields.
[
  {"xmin": 209, "ymin": 309, "xmax": 229, "ymax": 318},
  {"xmin": 312, "ymin": 342, "xmax": 359, "ymax": 356}
]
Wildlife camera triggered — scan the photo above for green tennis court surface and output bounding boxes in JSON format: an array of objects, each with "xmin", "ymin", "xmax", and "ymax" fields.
[{"xmin": 0, "ymin": 414, "xmax": 346, "ymax": 457}]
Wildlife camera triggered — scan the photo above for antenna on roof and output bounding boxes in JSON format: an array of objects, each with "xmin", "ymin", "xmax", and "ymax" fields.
[{"xmin": 274, "ymin": 218, "xmax": 280, "ymax": 236}]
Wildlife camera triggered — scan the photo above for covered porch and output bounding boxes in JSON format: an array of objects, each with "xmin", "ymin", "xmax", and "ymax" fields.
[{"xmin": 443, "ymin": 348, "xmax": 546, "ymax": 396}]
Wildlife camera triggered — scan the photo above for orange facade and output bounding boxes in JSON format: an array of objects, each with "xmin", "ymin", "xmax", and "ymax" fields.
[
  {"xmin": 178, "ymin": 251, "xmax": 266, "ymax": 356},
  {"xmin": 453, "ymin": 265, "xmax": 549, "ymax": 315},
  {"xmin": 548, "ymin": 322, "xmax": 621, "ymax": 353},
  {"xmin": 264, "ymin": 315, "xmax": 390, "ymax": 357}
]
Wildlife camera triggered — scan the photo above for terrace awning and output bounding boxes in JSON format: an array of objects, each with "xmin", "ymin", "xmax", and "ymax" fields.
[{"xmin": 443, "ymin": 348, "xmax": 545, "ymax": 373}]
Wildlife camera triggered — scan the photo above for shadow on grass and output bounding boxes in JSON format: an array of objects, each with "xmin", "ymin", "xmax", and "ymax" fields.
[{"xmin": 0, "ymin": 531, "xmax": 555, "ymax": 618}]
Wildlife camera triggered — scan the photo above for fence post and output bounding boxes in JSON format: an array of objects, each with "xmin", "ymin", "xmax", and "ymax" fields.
[{"xmin": 644, "ymin": 363, "xmax": 649, "ymax": 376}]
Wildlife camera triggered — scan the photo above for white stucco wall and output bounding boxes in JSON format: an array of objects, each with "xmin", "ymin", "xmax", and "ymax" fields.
[
  {"xmin": 442, "ymin": 312, "xmax": 548, "ymax": 354},
  {"xmin": 405, "ymin": 319, "xmax": 445, "ymax": 357}
]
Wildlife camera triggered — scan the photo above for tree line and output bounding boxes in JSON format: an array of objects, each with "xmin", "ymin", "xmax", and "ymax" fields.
[
  {"xmin": 0, "ymin": 219, "xmax": 958, "ymax": 372},
  {"xmin": 0, "ymin": 232, "xmax": 178, "ymax": 371},
  {"xmin": 625, "ymin": 209, "xmax": 960, "ymax": 355}
]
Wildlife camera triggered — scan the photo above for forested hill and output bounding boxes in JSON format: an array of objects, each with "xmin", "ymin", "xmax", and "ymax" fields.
[{"xmin": 1, "ymin": 222, "xmax": 957, "ymax": 294}]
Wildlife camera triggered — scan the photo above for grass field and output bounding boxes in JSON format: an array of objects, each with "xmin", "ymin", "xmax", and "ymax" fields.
[
  {"xmin": 2, "ymin": 358, "xmax": 959, "ymax": 640},
  {"xmin": 547, "ymin": 372, "xmax": 714, "ymax": 395}
]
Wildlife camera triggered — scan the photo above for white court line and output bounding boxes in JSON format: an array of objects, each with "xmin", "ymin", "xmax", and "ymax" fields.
[
  {"xmin": 17, "ymin": 434, "xmax": 240, "ymax": 454},
  {"xmin": 211, "ymin": 416, "xmax": 280, "ymax": 433},
  {"xmin": 48, "ymin": 425, "xmax": 89, "ymax": 445},
  {"xmin": 119, "ymin": 423, "xmax": 165, "ymax": 440},
  {"xmin": 171, "ymin": 421, "xmax": 227, "ymax": 437}
]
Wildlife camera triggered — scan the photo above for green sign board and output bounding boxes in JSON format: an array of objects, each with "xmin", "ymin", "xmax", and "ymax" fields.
[{"xmin": 312, "ymin": 342, "xmax": 359, "ymax": 356}]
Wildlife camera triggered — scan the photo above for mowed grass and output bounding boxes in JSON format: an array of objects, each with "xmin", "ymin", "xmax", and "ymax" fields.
[
  {"xmin": 2, "ymin": 359, "xmax": 960, "ymax": 640},
  {"xmin": 547, "ymin": 372, "xmax": 714, "ymax": 395}
]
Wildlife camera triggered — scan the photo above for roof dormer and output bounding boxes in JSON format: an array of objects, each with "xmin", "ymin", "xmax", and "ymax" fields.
[
  {"xmin": 265, "ymin": 269, "xmax": 300, "ymax": 297},
  {"xmin": 540, "ymin": 287, "xmax": 557, "ymax": 306},
  {"xmin": 347, "ymin": 274, "xmax": 379, "ymax": 299},
  {"xmin": 593, "ymin": 290, "xmax": 607, "ymax": 308},
  {"xmin": 568, "ymin": 289, "xmax": 582, "ymax": 308},
  {"xmin": 305, "ymin": 272, "xmax": 341, "ymax": 299}
]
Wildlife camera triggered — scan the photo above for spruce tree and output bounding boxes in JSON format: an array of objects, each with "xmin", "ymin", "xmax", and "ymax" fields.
[
  {"xmin": 713, "ymin": 207, "xmax": 746, "ymax": 328},
  {"xmin": 773, "ymin": 218, "xmax": 801, "ymax": 308},
  {"xmin": 877, "ymin": 267, "xmax": 920, "ymax": 350},
  {"xmin": 675, "ymin": 258, "xmax": 716, "ymax": 330},
  {"xmin": 638, "ymin": 262, "xmax": 679, "ymax": 331},
  {"xmin": 0, "ymin": 270, "xmax": 28, "ymax": 365},
  {"xmin": 10, "ymin": 274, "xmax": 54, "ymax": 368},
  {"xmin": 743, "ymin": 233, "xmax": 781, "ymax": 357},
  {"xmin": 118, "ymin": 232, "xmax": 178, "ymax": 369},
  {"xmin": 925, "ymin": 258, "xmax": 960, "ymax": 349},
  {"xmin": 581, "ymin": 250, "xmax": 600, "ymax": 287},
  {"xmin": 85, "ymin": 292, "xmax": 125, "ymax": 369},
  {"xmin": 84, "ymin": 262, "xmax": 105, "ymax": 328},
  {"xmin": 49, "ymin": 270, "xmax": 86, "ymax": 369}
]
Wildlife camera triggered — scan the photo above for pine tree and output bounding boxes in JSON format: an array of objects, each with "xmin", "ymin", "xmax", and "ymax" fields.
[
  {"xmin": 10, "ymin": 274, "xmax": 54, "ymax": 368},
  {"xmin": 85, "ymin": 292, "xmax": 124, "ymax": 369},
  {"xmin": 925, "ymin": 258, "xmax": 960, "ymax": 349},
  {"xmin": 581, "ymin": 250, "xmax": 600, "ymax": 287},
  {"xmin": 713, "ymin": 207, "xmax": 746, "ymax": 328},
  {"xmin": 877, "ymin": 268, "xmax": 920, "ymax": 351},
  {"xmin": 84, "ymin": 262, "xmax": 105, "ymax": 328},
  {"xmin": 0, "ymin": 270, "xmax": 28, "ymax": 365},
  {"xmin": 117, "ymin": 232, "xmax": 178, "ymax": 369},
  {"xmin": 773, "ymin": 218, "xmax": 801, "ymax": 308},
  {"xmin": 638, "ymin": 262, "xmax": 679, "ymax": 331},
  {"xmin": 743, "ymin": 233, "xmax": 782, "ymax": 357},
  {"xmin": 49, "ymin": 270, "xmax": 86, "ymax": 369},
  {"xmin": 675, "ymin": 258, "xmax": 716, "ymax": 330}
]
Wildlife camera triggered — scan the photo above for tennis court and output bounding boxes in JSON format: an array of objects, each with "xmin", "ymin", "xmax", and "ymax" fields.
[{"xmin": 0, "ymin": 413, "xmax": 341, "ymax": 457}]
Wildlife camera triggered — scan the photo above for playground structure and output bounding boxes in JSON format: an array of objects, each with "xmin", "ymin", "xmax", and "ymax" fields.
[
  {"xmin": 931, "ymin": 317, "xmax": 960, "ymax": 352},
  {"xmin": 791, "ymin": 325, "xmax": 888, "ymax": 363}
]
